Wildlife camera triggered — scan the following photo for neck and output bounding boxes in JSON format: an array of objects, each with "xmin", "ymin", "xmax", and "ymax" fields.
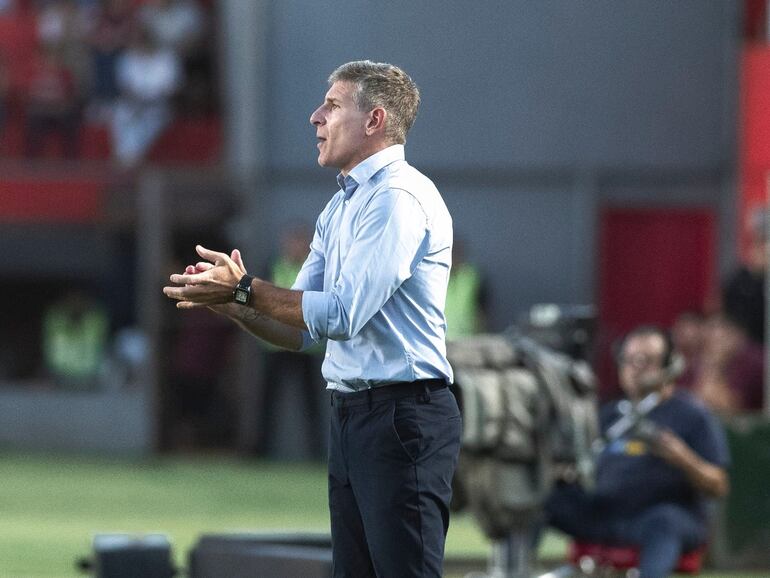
[
  {"xmin": 632, "ymin": 381, "xmax": 674, "ymax": 403},
  {"xmin": 340, "ymin": 139, "xmax": 394, "ymax": 176}
]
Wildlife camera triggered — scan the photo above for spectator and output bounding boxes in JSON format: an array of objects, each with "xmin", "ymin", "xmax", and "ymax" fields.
[
  {"xmin": 110, "ymin": 24, "xmax": 182, "ymax": 168},
  {"xmin": 257, "ymin": 224, "xmax": 325, "ymax": 459},
  {"xmin": 24, "ymin": 43, "xmax": 81, "ymax": 158},
  {"xmin": 165, "ymin": 305, "xmax": 236, "ymax": 449},
  {"xmin": 87, "ymin": 0, "xmax": 136, "ymax": 120},
  {"xmin": 694, "ymin": 313, "xmax": 765, "ymax": 415},
  {"xmin": 0, "ymin": 51, "xmax": 9, "ymax": 141},
  {"xmin": 36, "ymin": 0, "xmax": 92, "ymax": 95},
  {"xmin": 544, "ymin": 326, "xmax": 730, "ymax": 578},
  {"xmin": 444, "ymin": 238, "xmax": 487, "ymax": 341},
  {"xmin": 670, "ymin": 310, "xmax": 706, "ymax": 391},
  {"xmin": 42, "ymin": 288, "xmax": 109, "ymax": 388},
  {"xmin": 138, "ymin": 0, "xmax": 210, "ymax": 114},
  {"xmin": 138, "ymin": 0, "xmax": 204, "ymax": 58},
  {"xmin": 722, "ymin": 206, "xmax": 767, "ymax": 344}
]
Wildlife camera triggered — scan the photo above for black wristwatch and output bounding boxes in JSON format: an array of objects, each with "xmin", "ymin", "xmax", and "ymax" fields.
[{"xmin": 233, "ymin": 274, "xmax": 255, "ymax": 305}]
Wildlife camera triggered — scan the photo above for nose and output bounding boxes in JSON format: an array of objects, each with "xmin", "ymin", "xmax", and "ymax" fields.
[{"xmin": 310, "ymin": 106, "xmax": 324, "ymax": 127}]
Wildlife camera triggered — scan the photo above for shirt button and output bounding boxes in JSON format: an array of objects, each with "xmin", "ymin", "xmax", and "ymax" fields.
[
  {"xmin": 326, "ymin": 353, "xmax": 331, "ymax": 358},
  {"xmin": 344, "ymin": 200, "xmax": 350, "ymax": 206}
]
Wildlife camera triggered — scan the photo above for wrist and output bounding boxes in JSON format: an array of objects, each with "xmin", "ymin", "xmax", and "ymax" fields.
[{"xmin": 233, "ymin": 274, "xmax": 255, "ymax": 305}]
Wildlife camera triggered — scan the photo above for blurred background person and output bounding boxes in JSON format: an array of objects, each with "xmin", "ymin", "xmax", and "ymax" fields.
[
  {"xmin": 41, "ymin": 287, "xmax": 109, "ymax": 389},
  {"xmin": 138, "ymin": 0, "xmax": 204, "ymax": 58},
  {"xmin": 721, "ymin": 206, "xmax": 767, "ymax": 345},
  {"xmin": 544, "ymin": 326, "xmax": 730, "ymax": 578},
  {"xmin": 164, "ymin": 304, "xmax": 237, "ymax": 450},
  {"xmin": 256, "ymin": 223, "xmax": 325, "ymax": 459},
  {"xmin": 35, "ymin": 0, "xmax": 92, "ymax": 99},
  {"xmin": 110, "ymin": 24, "xmax": 181, "ymax": 168},
  {"xmin": 24, "ymin": 42, "xmax": 81, "ymax": 158},
  {"xmin": 0, "ymin": 50, "xmax": 9, "ymax": 144},
  {"xmin": 138, "ymin": 0, "xmax": 209, "ymax": 115},
  {"xmin": 445, "ymin": 238, "xmax": 488, "ymax": 341},
  {"xmin": 86, "ymin": 0, "xmax": 136, "ymax": 122},
  {"xmin": 694, "ymin": 313, "xmax": 765, "ymax": 415},
  {"xmin": 162, "ymin": 254, "xmax": 238, "ymax": 450},
  {"xmin": 670, "ymin": 309, "xmax": 706, "ymax": 391}
]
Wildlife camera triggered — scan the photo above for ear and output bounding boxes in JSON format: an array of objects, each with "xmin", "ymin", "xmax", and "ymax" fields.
[{"xmin": 365, "ymin": 107, "xmax": 387, "ymax": 136}]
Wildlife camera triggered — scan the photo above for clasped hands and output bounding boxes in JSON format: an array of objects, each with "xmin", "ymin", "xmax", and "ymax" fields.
[{"xmin": 163, "ymin": 245, "xmax": 249, "ymax": 309}]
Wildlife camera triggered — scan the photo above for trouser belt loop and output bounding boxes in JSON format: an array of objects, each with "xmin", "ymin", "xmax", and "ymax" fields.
[
  {"xmin": 421, "ymin": 382, "xmax": 431, "ymax": 403},
  {"xmin": 366, "ymin": 388, "xmax": 373, "ymax": 410}
]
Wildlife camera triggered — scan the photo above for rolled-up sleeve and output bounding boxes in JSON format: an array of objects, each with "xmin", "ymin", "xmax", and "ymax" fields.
[
  {"xmin": 302, "ymin": 188, "xmax": 429, "ymax": 342},
  {"xmin": 294, "ymin": 217, "xmax": 327, "ymax": 349},
  {"xmin": 302, "ymin": 290, "xmax": 331, "ymax": 342}
]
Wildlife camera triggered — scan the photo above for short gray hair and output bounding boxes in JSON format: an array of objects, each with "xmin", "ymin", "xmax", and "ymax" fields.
[{"xmin": 328, "ymin": 60, "xmax": 420, "ymax": 144}]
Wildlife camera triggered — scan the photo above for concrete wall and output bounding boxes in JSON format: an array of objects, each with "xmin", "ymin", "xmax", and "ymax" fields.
[
  {"xmin": 0, "ymin": 386, "xmax": 153, "ymax": 454},
  {"xmin": 266, "ymin": 0, "xmax": 735, "ymax": 171},
  {"xmin": 234, "ymin": 0, "xmax": 740, "ymax": 329}
]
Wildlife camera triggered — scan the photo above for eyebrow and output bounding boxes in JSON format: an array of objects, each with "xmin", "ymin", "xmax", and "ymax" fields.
[{"xmin": 325, "ymin": 97, "xmax": 342, "ymax": 106}]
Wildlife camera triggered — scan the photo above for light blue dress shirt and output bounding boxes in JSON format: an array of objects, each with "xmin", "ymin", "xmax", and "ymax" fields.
[{"xmin": 294, "ymin": 144, "xmax": 454, "ymax": 391}]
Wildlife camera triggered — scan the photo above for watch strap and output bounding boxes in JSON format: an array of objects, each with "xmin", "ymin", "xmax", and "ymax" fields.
[{"xmin": 233, "ymin": 274, "xmax": 255, "ymax": 305}]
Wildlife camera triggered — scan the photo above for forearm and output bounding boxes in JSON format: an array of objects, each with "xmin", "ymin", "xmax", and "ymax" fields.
[
  {"xmin": 677, "ymin": 449, "xmax": 730, "ymax": 498},
  {"xmin": 250, "ymin": 278, "xmax": 307, "ymax": 330},
  {"xmin": 223, "ymin": 303, "xmax": 304, "ymax": 351},
  {"xmin": 656, "ymin": 430, "xmax": 729, "ymax": 498}
]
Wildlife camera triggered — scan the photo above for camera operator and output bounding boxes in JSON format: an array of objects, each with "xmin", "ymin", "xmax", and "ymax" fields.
[{"xmin": 543, "ymin": 325, "xmax": 730, "ymax": 578}]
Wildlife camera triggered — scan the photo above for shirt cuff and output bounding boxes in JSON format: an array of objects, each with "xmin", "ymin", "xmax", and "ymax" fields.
[
  {"xmin": 298, "ymin": 330, "xmax": 317, "ymax": 352},
  {"xmin": 302, "ymin": 290, "xmax": 330, "ymax": 341}
]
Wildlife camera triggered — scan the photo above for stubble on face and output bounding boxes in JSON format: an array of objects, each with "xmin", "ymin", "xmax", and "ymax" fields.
[{"xmin": 312, "ymin": 81, "xmax": 370, "ymax": 174}]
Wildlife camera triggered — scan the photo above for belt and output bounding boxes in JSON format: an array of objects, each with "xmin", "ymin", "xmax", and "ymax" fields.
[{"xmin": 330, "ymin": 379, "xmax": 447, "ymax": 408}]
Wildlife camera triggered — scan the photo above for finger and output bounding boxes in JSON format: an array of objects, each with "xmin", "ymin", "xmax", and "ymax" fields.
[
  {"xmin": 196, "ymin": 245, "xmax": 230, "ymax": 265},
  {"xmin": 185, "ymin": 265, "xmax": 196, "ymax": 274},
  {"xmin": 165, "ymin": 284, "xmax": 220, "ymax": 305},
  {"xmin": 163, "ymin": 286, "xmax": 188, "ymax": 300},
  {"xmin": 177, "ymin": 300, "xmax": 210, "ymax": 309},
  {"xmin": 195, "ymin": 261, "xmax": 215, "ymax": 272},
  {"xmin": 169, "ymin": 271, "xmax": 209, "ymax": 285},
  {"xmin": 231, "ymin": 249, "xmax": 246, "ymax": 272}
]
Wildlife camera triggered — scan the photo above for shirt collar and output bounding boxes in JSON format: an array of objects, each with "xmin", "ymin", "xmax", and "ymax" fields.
[{"xmin": 336, "ymin": 144, "xmax": 405, "ymax": 198}]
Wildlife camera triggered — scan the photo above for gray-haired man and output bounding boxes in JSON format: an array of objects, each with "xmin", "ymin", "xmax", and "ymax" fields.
[{"xmin": 164, "ymin": 61, "xmax": 461, "ymax": 577}]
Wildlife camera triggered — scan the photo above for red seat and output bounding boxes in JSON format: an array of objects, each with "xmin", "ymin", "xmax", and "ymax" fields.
[{"xmin": 569, "ymin": 541, "xmax": 704, "ymax": 574}]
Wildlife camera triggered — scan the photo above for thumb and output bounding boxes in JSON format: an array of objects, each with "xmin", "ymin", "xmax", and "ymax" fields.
[
  {"xmin": 196, "ymin": 244, "xmax": 228, "ymax": 265},
  {"xmin": 231, "ymin": 249, "xmax": 247, "ymax": 273}
]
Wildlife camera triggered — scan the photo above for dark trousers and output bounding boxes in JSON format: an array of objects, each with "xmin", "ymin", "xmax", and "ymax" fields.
[
  {"xmin": 328, "ymin": 382, "xmax": 462, "ymax": 577},
  {"xmin": 545, "ymin": 483, "xmax": 706, "ymax": 578}
]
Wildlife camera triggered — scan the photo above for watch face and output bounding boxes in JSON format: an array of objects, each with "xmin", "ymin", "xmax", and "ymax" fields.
[{"xmin": 234, "ymin": 288, "xmax": 249, "ymax": 304}]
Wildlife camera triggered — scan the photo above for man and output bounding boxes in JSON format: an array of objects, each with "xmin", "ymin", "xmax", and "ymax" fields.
[
  {"xmin": 444, "ymin": 238, "xmax": 487, "ymax": 341},
  {"xmin": 722, "ymin": 207, "xmax": 767, "ymax": 345},
  {"xmin": 545, "ymin": 326, "xmax": 729, "ymax": 578},
  {"xmin": 695, "ymin": 313, "xmax": 764, "ymax": 414},
  {"xmin": 257, "ymin": 223, "xmax": 325, "ymax": 459},
  {"xmin": 163, "ymin": 60, "xmax": 461, "ymax": 577}
]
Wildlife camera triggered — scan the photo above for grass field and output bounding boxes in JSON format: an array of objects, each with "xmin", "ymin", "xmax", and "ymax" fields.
[{"xmin": 0, "ymin": 451, "xmax": 765, "ymax": 578}]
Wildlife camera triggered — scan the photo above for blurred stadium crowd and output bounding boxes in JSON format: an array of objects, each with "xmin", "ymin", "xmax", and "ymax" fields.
[{"xmin": 0, "ymin": 0, "xmax": 217, "ymax": 165}]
